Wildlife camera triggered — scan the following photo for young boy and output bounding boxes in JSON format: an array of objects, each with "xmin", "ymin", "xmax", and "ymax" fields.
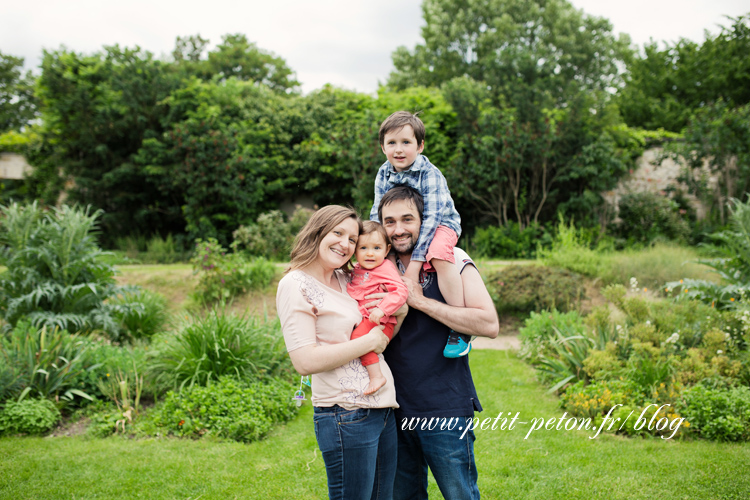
[
  {"xmin": 347, "ymin": 221, "xmax": 409, "ymax": 395},
  {"xmin": 369, "ymin": 110, "xmax": 472, "ymax": 357}
]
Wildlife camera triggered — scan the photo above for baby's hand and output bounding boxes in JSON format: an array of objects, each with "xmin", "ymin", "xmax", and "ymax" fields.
[{"xmin": 369, "ymin": 307, "xmax": 385, "ymax": 325}]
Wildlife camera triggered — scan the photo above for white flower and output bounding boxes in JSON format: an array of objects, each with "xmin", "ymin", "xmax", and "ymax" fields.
[
  {"xmin": 717, "ymin": 350, "xmax": 724, "ymax": 355},
  {"xmin": 646, "ymin": 320, "xmax": 651, "ymax": 325}
]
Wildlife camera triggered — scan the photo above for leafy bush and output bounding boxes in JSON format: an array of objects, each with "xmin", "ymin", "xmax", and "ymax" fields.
[
  {"xmin": 107, "ymin": 288, "xmax": 169, "ymax": 340},
  {"xmin": 146, "ymin": 376, "xmax": 297, "ymax": 442},
  {"xmin": 537, "ymin": 216, "xmax": 603, "ymax": 277},
  {"xmin": 519, "ymin": 309, "xmax": 586, "ymax": 363},
  {"xmin": 0, "ymin": 398, "xmax": 61, "ymax": 435},
  {"xmin": 0, "ymin": 321, "xmax": 93, "ymax": 404},
  {"xmin": 244, "ymin": 257, "xmax": 277, "ymax": 291},
  {"xmin": 472, "ymin": 222, "xmax": 551, "ymax": 259},
  {"xmin": 113, "ymin": 233, "xmax": 189, "ymax": 264},
  {"xmin": 190, "ymin": 238, "xmax": 277, "ymax": 304},
  {"xmin": 147, "ymin": 311, "xmax": 293, "ymax": 392},
  {"xmin": 625, "ymin": 345, "xmax": 677, "ymax": 392},
  {"xmin": 537, "ymin": 330, "xmax": 596, "ymax": 393},
  {"xmin": 0, "ymin": 356, "xmax": 21, "ymax": 403},
  {"xmin": 561, "ymin": 379, "xmax": 637, "ymax": 419},
  {"xmin": 76, "ymin": 340, "xmax": 152, "ymax": 403},
  {"xmin": 677, "ymin": 382, "xmax": 750, "ymax": 441},
  {"xmin": 0, "ymin": 202, "xmax": 155, "ymax": 338},
  {"xmin": 666, "ymin": 197, "xmax": 750, "ymax": 309},
  {"xmin": 612, "ymin": 191, "xmax": 690, "ymax": 245},
  {"xmin": 487, "ymin": 265, "xmax": 585, "ymax": 314},
  {"xmin": 232, "ymin": 206, "xmax": 313, "ymax": 260}
]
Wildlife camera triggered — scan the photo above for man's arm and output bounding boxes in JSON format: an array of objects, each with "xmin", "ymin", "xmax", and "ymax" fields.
[{"xmin": 403, "ymin": 264, "xmax": 499, "ymax": 338}]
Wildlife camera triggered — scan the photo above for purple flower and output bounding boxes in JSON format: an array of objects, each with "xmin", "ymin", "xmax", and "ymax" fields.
[{"xmin": 221, "ymin": 278, "xmax": 225, "ymax": 284}]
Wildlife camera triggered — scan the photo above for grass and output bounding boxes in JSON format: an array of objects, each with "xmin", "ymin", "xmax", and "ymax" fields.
[
  {"xmin": 114, "ymin": 264, "xmax": 281, "ymax": 317},
  {"xmin": 2, "ymin": 350, "xmax": 748, "ymax": 499},
  {"xmin": 598, "ymin": 243, "xmax": 718, "ymax": 291}
]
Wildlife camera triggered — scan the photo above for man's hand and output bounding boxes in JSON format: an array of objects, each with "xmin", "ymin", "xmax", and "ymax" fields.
[
  {"xmin": 402, "ymin": 276, "xmax": 426, "ymax": 309},
  {"xmin": 362, "ymin": 292, "xmax": 387, "ymax": 311}
]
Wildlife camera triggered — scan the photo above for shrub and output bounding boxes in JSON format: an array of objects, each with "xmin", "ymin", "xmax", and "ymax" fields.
[
  {"xmin": 612, "ymin": 191, "xmax": 690, "ymax": 245},
  {"xmin": 245, "ymin": 257, "xmax": 277, "ymax": 291},
  {"xmin": 190, "ymin": 239, "xmax": 276, "ymax": 304},
  {"xmin": 537, "ymin": 216, "xmax": 603, "ymax": 277},
  {"xmin": 147, "ymin": 311, "xmax": 293, "ymax": 392},
  {"xmin": 233, "ymin": 206, "xmax": 313, "ymax": 260},
  {"xmin": 666, "ymin": 197, "xmax": 750, "ymax": 309},
  {"xmin": 147, "ymin": 376, "xmax": 297, "ymax": 443},
  {"xmin": 0, "ymin": 321, "xmax": 93, "ymax": 404},
  {"xmin": 76, "ymin": 340, "xmax": 152, "ymax": 403},
  {"xmin": 518, "ymin": 309, "xmax": 586, "ymax": 363},
  {"xmin": 0, "ymin": 202, "xmax": 155, "ymax": 338},
  {"xmin": 583, "ymin": 345, "xmax": 625, "ymax": 381},
  {"xmin": 488, "ymin": 265, "xmax": 585, "ymax": 314},
  {"xmin": 560, "ymin": 379, "xmax": 637, "ymax": 420},
  {"xmin": 107, "ymin": 288, "xmax": 169, "ymax": 340},
  {"xmin": 677, "ymin": 383, "xmax": 750, "ymax": 441},
  {"xmin": 472, "ymin": 222, "xmax": 551, "ymax": 259},
  {"xmin": 0, "ymin": 398, "xmax": 61, "ymax": 435},
  {"xmin": 625, "ymin": 346, "xmax": 677, "ymax": 393},
  {"xmin": 537, "ymin": 331, "xmax": 595, "ymax": 393},
  {"xmin": 112, "ymin": 234, "xmax": 188, "ymax": 264}
]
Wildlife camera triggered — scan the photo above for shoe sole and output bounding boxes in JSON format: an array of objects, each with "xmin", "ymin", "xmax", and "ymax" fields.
[{"xmin": 443, "ymin": 344, "xmax": 472, "ymax": 358}]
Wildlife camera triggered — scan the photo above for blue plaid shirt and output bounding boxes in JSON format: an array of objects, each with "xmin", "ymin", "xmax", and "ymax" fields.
[{"xmin": 369, "ymin": 154, "xmax": 461, "ymax": 262}]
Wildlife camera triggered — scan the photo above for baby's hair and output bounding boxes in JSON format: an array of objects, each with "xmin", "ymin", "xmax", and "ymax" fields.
[
  {"xmin": 360, "ymin": 220, "xmax": 391, "ymax": 247},
  {"xmin": 379, "ymin": 111, "xmax": 425, "ymax": 146}
]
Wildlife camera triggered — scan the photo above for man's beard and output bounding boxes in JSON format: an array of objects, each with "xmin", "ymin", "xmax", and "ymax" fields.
[{"xmin": 392, "ymin": 235, "xmax": 416, "ymax": 255}]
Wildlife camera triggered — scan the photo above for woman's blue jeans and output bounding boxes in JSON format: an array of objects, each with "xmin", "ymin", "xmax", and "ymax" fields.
[{"xmin": 313, "ymin": 406, "xmax": 397, "ymax": 500}]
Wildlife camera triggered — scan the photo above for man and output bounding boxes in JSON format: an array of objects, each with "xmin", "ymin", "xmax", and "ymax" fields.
[{"xmin": 378, "ymin": 185, "xmax": 500, "ymax": 500}]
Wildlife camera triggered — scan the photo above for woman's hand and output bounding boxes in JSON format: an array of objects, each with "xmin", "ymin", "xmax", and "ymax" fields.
[{"xmin": 367, "ymin": 324, "xmax": 390, "ymax": 354}]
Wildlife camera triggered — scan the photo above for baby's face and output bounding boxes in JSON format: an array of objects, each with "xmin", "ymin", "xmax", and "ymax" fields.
[{"xmin": 355, "ymin": 232, "xmax": 390, "ymax": 270}]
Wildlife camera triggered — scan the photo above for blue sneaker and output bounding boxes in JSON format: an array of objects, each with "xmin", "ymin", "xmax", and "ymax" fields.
[{"xmin": 443, "ymin": 331, "xmax": 472, "ymax": 358}]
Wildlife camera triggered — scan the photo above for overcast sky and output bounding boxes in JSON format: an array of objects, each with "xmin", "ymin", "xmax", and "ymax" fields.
[{"xmin": 1, "ymin": 0, "xmax": 748, "ymax": 94}]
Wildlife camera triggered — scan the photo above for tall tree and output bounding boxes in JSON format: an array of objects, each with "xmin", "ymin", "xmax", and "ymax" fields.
[
  {"xmin": 0, "ymin": 51, "xmax": 37, "ymax": 133},
  {"xmin": 388, "ymin": 0, "xmax": 631, "ymax": 228},
  {"xmin": 617, "ymin": 13, "xmax": 750, "ymax": 132},
  {"xmin": 205, "ymin": 34, "xmax": 299, "ymax": 93},
  {"xmin": 388, "ymin": 0, "xmax": 631, "ymax": 108},
  {"xmin": 36, "ymin": 45, "xmax": 183, "ymax": 240}
]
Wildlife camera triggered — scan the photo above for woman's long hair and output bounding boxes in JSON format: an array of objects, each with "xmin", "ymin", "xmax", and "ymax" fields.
[{"xmin": 286, "ymin": 205, "xmax": 362, "ymax": 273}]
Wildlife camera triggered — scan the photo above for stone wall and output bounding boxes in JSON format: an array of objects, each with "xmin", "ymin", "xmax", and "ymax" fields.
[
  {"xmin": 0, "ymin": 153, "xmax": 32, "ymax": 180},
  {"xmin": 601, "ymin": 147, "xmax": 711, "ymax": 220}
]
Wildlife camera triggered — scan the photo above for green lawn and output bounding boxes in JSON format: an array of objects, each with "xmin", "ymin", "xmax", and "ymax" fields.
[{"xmin": 2, "ymin": 350, "xmax": 749, "ymax": 499}]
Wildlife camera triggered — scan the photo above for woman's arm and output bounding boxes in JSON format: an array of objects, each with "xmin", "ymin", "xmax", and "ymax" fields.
[{"xmin": 288, "ymin": 325, "xmax": 390, "ymax": 376}]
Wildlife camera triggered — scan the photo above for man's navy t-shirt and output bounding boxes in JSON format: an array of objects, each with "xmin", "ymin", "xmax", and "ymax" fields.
[{"xmin": 384, "ymin": 248, "xmax": 483, "ymax": 420}]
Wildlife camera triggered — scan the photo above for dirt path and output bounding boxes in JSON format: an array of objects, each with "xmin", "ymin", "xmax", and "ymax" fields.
[{"xmin": 473, "ymin": 334, "xmax": 521, "ymax": 350}]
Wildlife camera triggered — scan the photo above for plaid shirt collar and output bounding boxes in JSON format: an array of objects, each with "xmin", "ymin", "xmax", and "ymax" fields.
[{"xmin": 386, "ymin": 154, "xmax": 426, "ymax": 175}]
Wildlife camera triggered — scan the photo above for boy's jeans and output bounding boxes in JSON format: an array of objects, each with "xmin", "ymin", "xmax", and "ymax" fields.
[
  {"xmin": 393, "ymin": 416, "xmax": 480, "ymax": 500},
  {"xmin": 313, "ymin": 406, "xmax": 397, "ymax": 500}
]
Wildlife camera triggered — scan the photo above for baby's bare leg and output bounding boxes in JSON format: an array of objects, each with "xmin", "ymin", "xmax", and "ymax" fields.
[
  {"xmin": 431, "ymin": 258, "xmax": 464, "ymax": 307},
  {"xmin": 364, "ymin": 362, "xmax": 387, "ymax": 395}
]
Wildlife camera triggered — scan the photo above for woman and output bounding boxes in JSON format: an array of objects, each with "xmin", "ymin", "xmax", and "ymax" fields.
[{"xmin": 276, "ymin": 205, "xmax": 405, "ymax": 500}]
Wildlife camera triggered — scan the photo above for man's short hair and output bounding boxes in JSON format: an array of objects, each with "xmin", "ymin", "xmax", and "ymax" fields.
[
  {"xmin": 379, "ymin": 111, "xmax": 426, "ymax": 146},
  {"xmin": 378, "ymin": 185, "xmax": 424, "ymax": 223}
]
